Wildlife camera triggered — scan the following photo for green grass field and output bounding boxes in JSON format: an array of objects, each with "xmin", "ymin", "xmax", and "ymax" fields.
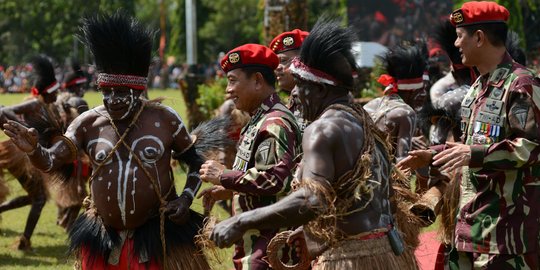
[{"xmin": 0, "ymin": 89, "xmax": 233, "ymax": 269}]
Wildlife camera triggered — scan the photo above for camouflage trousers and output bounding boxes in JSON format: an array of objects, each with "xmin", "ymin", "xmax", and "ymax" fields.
[{"xmin": 448, "ymin": 248, "xmax": 539, "ymax": 270}]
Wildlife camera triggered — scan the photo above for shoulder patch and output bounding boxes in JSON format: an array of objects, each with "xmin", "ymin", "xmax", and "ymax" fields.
[{"xmin": 512, "ymin": 104, "xmax": 528, "ymax": 129}]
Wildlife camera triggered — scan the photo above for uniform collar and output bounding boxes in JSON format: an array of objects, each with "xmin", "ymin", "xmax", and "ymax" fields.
[
  {"xmin": 477, "ymin": 52, "xmax": 513, "ymax": 88},
  {"xmin": 250, "ymin": 92, "xmax": 281, "ymax": 117}
]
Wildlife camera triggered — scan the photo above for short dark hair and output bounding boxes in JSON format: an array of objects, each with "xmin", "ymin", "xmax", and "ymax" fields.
[
  {"xmin": 462, "ymin": 23, "xmax": 507, "ymax": 47},
  {"xmin": 241, "ymin": 66, "xmax": 276, "ymax": 86}
]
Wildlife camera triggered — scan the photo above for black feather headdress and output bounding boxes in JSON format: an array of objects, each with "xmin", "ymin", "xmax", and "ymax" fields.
[
  {"xmin": 78, "ymin": 11, "xmax": 153, "ymax": 77},
  {"xmin": 63, "ymin": 58, "xmax": 86, "ymax": 87},
  {"xmin": 432, "ymin": 20, "xmax": 477, "ymax": 85},
  {"xmin": 296, "ymin": 18, "xmax": 358, "ymax": 88},
  {"xmin": 379, "ymin": 42, "xmax": 427, "ymax": 80},
  {"xmin": 31, "ymin": 55, "xmax": 58, "ymax": 94},
  {"xmin": 433, "ymin": 20, "xmax": 461, "ymax": 65},
  {"xmin": 506, "ymin": 31, "xmax": 526, "ymax": 66}
]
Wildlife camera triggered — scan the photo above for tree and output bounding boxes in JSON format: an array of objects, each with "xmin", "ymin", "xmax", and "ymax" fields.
[
  {"xmin": 198, "ymin": 0, "xmax": 262, "ymax": 63},
  {"xmin": 0, "ymin": 0, "xmax": 137, "ymax": 66}
]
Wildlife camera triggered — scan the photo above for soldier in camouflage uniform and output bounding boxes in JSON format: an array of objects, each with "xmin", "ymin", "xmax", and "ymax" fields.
[
  {"xmin": 269, "ymin": 29, "xmax": 309, "ymax": 133},
  {"xmin": 206, "ymin": 18, "xmax": 418, "ymax": 270},
  {"xmin": 199, "ymin": 43, "xmax": 302, "ymax": 270},
  {"xmin": 399, "ymin": 2, "xmax": 540, "ymax": 269}
]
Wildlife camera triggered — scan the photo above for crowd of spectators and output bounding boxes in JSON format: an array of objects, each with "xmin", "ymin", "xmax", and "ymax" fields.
[{"xmin": 0, "ymin": 57, "xmax": 225, "ymax": 94}]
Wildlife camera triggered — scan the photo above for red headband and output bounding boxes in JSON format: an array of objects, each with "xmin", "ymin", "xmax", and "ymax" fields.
[
  {"xmin": 96, "ymin": 73, "xmax": 147, "ymax": 90},
  {"xmin": 289, "ymin": 57, "xmax": 339, "ymax": 86},
  {"xmin": 63, "ymin": 77, "xmax": 88, "ymax": 89},
  {"xmin": 31, "ymin": 81, "xmax": 60, "ymax": 96},
  {"xmin": 378, "ymin": 74, "xmax": 424, "ymax": 95}
]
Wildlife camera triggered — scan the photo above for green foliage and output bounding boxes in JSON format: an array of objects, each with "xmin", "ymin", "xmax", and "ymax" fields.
[
  {"xmin": 198, "ymin": 0, "xmax": 262, "ymax": 62},
  {"xmin": 0, "ymin": 0, "xmax": 138, "ymax": 66},
  {"xmin": 196, "ymin": 78, "xmax": 227, "ymax": 119},
  {"xmin": 361, "ymin": 57, "xmax": 385, "ymax": 99},
  {"xmin": 167, "ymin": 0, "xmax": 186, "ymax": 61},
  {"xmin": 307, "ymin": 0, "xmax": 348, "ymax": 28}
]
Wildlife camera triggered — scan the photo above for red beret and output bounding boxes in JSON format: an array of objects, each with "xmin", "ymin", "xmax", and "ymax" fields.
[
  {"xmin": 268, "ymin": 29, "xmax": 309, "ymax": 54},
  {"xmin": 221, "ymin": 44, "xmax": 279, "ymax": 73},
  {"xmin": 450, "ymin": 1, "xmax": 509, "ymax": 27}
]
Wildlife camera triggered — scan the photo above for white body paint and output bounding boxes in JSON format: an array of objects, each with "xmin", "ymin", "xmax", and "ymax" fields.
[{"xmin": 87, "ymin": 135, "xmax": 165, "ymax": 226}]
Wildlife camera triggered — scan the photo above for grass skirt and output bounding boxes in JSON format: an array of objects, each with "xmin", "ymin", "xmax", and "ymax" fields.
[
  {"xmin": 70, "ymin": 210, "xmax": 210, "ymax": 270},
  {"xmin": 313, "ymin": 234, "xmax": 418, "ymax": 270}
]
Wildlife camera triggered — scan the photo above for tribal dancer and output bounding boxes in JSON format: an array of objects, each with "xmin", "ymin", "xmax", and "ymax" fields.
[
  {"xmin": 363, "ymin": 43, "xmax": 427, "ymax": 162},
  {"xmin": 0, "ymin": 55, "xmax": 63, "ymax": 251},
  {"xmin": 206, "ymin": 18, "xmax": 417, "ymax": 270},
  {"xmin": 3, "ymin": 12, "xmax": 210, "ymax": 269},
  {"xmin": 52, "ymin": 59, "xmax": 91, "ymax": 231}
]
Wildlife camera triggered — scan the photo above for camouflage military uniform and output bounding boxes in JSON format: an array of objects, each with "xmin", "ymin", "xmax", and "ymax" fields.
[
  {"xmin": 450, "ymin": 53, "xmax": 540, "ymax": 269},
  {"xmin": 220, "ymin": 92, "xmax": 302, "ymax": 270}
]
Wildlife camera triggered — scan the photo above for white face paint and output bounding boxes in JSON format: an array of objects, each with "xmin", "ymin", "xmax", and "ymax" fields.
[{"xmin": 101, "ymin": 87, "xmax": 140, "ymax": 120}]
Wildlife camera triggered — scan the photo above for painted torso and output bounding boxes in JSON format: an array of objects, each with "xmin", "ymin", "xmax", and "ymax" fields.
[
  {"xmin": 66, "ymin": 103, "xmax": 190, "ymax": 230},
  {"xmin": 364, "ymin": 94, "xmax": 416, "ymax": 161}
]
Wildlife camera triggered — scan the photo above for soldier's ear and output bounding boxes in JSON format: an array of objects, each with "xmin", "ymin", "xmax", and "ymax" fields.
[
  {"xmin": 253, "ymin": 72, "xmax": 265, "ymax": 89},
  {"xmin": 475, "ymin": 30, "xmax": 485, "ymax": 47}
]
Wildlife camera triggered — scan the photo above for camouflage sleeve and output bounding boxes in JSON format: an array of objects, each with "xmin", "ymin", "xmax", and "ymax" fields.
[
  {"xmin": 220, "ymin": 119, "xmax": 298, "ymax": 196},
  {"xmin": 469, "ymin": 77, "xmax": 540, "ymax": 169}
]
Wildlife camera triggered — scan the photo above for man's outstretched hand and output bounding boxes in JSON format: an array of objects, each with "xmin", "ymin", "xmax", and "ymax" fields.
[
  {"xmin": 3, "ymin": 120, "xmax": 38, "ymax": 153},
  {"xmin": 396, "ymin": 149, "xmax": 433, "ymax": 171},
  {"xmin": 210, "ymin": 215, "xmax": 245, "ymax": 248}
]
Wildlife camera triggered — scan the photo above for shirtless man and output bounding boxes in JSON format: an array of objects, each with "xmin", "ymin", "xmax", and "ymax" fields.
[
  {"xmin": 0, "ymin": 55, "xmax": 61, "ymax": 250},
  {"xmin": 3, "ymin": 12, "xmax": 208, "ymax": 269},
  {"xmin": 207, "ymin": 19, "xmax": 417, "ymax": 270},
  {"xmin": 363, "ymin": 43, "xmax": 427, "ymax": 162}
]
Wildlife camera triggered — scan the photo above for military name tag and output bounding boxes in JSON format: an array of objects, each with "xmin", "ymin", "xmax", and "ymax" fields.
[{"xmin": 476, "ymin": 111, "xmax": 504, "ymax": 125}]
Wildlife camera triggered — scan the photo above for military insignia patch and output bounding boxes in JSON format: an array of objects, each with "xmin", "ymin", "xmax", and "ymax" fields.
[
  {"xmin": 512, "ymin": 104, "xmax": 528, "ymax": 129},
  {"xmin": 283, "ymin": 36, "xmax": 294, "ymax": 47},
  {"xmin": 490, "ymin": 88, "xmax": 504, "ymax": 100},
  {"xmin": 452, "ymin": 10, "xmax": 464, "ymax": 24},
  {"xmin": 229, "ymin": 52, "xmax": 240, "ymax": 64}
]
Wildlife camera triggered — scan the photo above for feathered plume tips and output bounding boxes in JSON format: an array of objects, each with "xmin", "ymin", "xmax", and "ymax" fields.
[
  {"xmin": 299, "ymin": 17, "xmax": 358, "ymax": 88},
  {"xmin": 506, "ymin": 31, "xmax": 526, "ymax": 66},
  {"xmin": 70, "ymin": 58, "xmax": 83, "ymax": 76},
  {"xmin": 70, "ymin": 58, "xmax": 84, "ymax": 78},
  {"xmin": 173, "ymin": 116, "xmax": 237, "ymax": 172},
  {"xmin": 78, "ymin": 10, "xmax": 154, "ymax": 76},
  {"xmin": 432, "ymin": 21, "xmax": 476, "ymax": 85},
  {"xmin": 31, "ymin": 55, "xmax": 56, "ymax": 92},
  {"xmin": 433, "ymin": 20, "xmax": 461, "ymax": 65},
  {"xmin": 379, "ymin": 42, "xmax": 427, "ymax": 80},
  {"xmin": 63, "ymin": 59, "xmax": 86, "ymax": 86}
]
